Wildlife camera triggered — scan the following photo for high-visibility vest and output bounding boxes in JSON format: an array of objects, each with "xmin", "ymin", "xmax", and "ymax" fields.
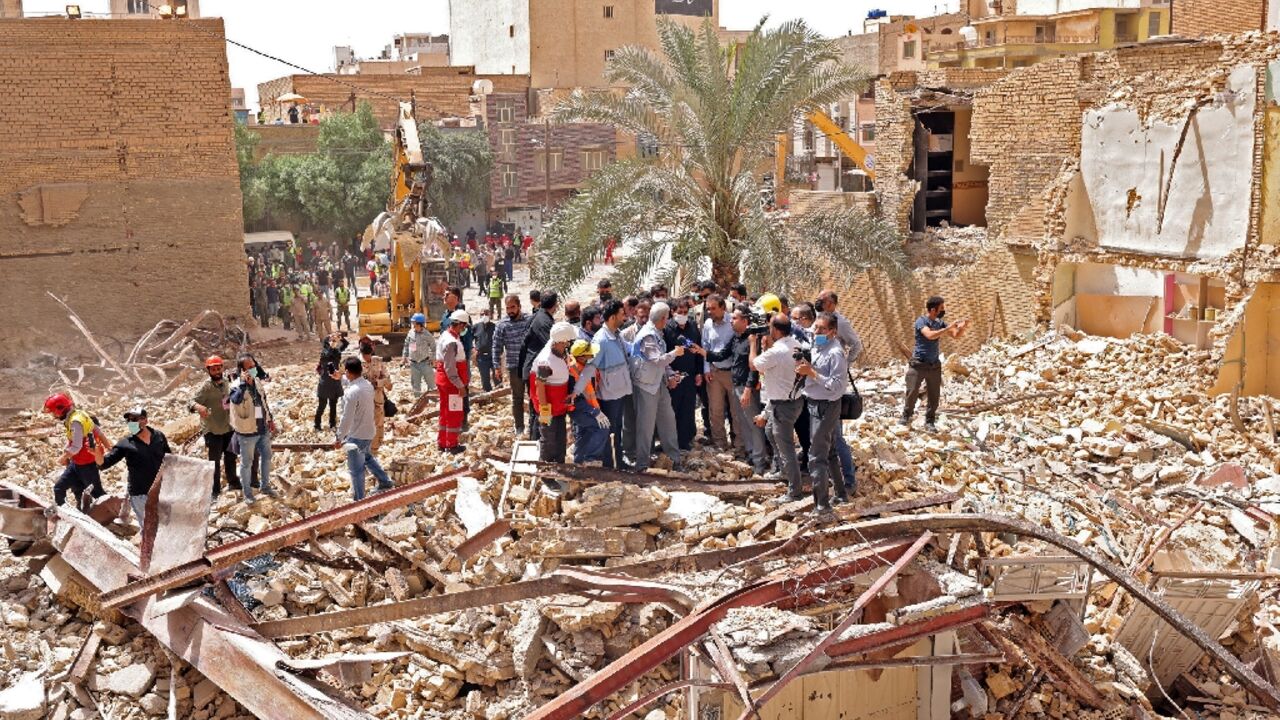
[
  {"xmin": 64, "ymin": 409, "xmax": 98, "ymax": 465},
  {"xmin": 488, "ymin": 275, "xmax": 503, "ymax": 299},
  {"xmin": 335, "ymin": 286, "xmax": 351, "ymax": 306},
  {"xmin": 567, "ymin": 363, "xmax": 599, "ymax": 412}
]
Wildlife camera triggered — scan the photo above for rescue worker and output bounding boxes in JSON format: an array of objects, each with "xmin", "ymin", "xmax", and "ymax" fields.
[
  {"xmin": 334, "ymin": 281, "xmax": 353, "ymax": 331},
  {"xmin": 279, "ymin": 283, "xmax": 295, "ymax": 330},
  {"xmin": 98, "ymin": 407, "xmax": 170, "ymax": 530},
  {"xmin": 290, "ymin": 289, "xmax": 310, "ymax": 339},
  {"xmin": 567, "ymin": 340, "xmax": 611, "ymax": 464},
  {"xmin": 189, "ymin": 355, "xmax": 239, "ymax": 498},
  {"xmin": 358, "ymin": 337, "xmax": 392, "ymax": 451},
  {"xmin": 401, "ymin": 313, "xmax": 436, "ymax": 396},
  {"xmin": 435, "ymin": 310, "xmax": 471, "ymax": 453},
  {"xmin": 313, "ymin": 291, "xmax": 334, "ymax": 338},
  {"xmin": 487, "ymin": 267, "xmax": 505, "ymax": 318},
  {"xmin": 531, "ymin": 322, "xmax": 578, "ymax": 463},
  {"xmin": 43, "ymin": 393, "xmax": 107, "ymax": 511}
]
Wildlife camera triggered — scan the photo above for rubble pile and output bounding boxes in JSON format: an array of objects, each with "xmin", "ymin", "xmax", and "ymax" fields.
[{"xmin": 0, "ymin": 326, "xmax": 1277, "ymax": 719}]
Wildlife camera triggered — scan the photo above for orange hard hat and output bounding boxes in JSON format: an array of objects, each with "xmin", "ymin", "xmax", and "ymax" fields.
[{"xmin": 204, "ymin": 355, "xmax": 224, "ymax": 368}]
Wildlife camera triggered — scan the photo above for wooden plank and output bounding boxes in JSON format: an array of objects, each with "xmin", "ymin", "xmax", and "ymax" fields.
[{"xmin": 1003, "ymin": 616, "xmax": 1107, "ymax": 709}]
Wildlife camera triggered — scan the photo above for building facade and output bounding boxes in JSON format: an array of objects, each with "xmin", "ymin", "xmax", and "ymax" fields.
[
  {"xmin": 0, "ymin": 17, "xmax": 248, "ymax": 362},
  {"xmin": 335, "ymin": 34, "xmax": 450, "ymax": 75},
  {"xmin": 0, "ymin": 0, "xmax": 21, "ymax": 18},
  {"xmin": 231, "ymin": 87, "xmax": 249, "ymax": 123},
  {"xmin": 930, "ymin": 0, "xmax": 1169, "ymax": 69},
  {"xmin": 448, "ymin": 0, "xmax": 718, "ymax": 89},
  {"xmin": 484, "ymin": 92, "xmax": 616, "ymax": 213}
]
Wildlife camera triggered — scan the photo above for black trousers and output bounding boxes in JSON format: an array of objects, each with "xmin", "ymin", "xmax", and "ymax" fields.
[
  {"xmin": 670, "ymin": 377, "xmax": 698, "ymax": 450},
  {"xmin": 54, "ymin": 462, "xmax": 105, "ymax": 507},
  {"xmin": 903, "ymin": 363, "xmax": 943, "ymax": 423},
  {"xmin": 315, "ymin": 396, "xmax": 338, "ymax": 429},
  {"xmin": 205, "ymin": 431, "xmax": 239, "ymax": 493},
  {"xmin": 539, "ymin": 414, "xmax": 568, "ymax": 463}
]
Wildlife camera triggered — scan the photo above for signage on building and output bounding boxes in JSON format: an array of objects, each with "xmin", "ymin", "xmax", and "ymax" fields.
[{"xmin": 656, "ymin": 0, "xmax": 713, "ymax": 16}]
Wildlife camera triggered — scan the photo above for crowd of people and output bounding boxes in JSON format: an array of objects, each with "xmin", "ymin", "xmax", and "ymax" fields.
[{"xmin": 44, "ymin": 249, "xmax": 967, "ymax": 518}]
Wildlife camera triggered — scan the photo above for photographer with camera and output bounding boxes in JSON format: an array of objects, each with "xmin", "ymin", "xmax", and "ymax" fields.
[
  {"xmin": 749, "ymin": 313, "xmax": 804, "ymax": 495},
  {"xmin": 704, "ymin": 304, "xmax": 768, "ymax": 475},
  {"xmin": 315, "ymin": 332, "xmax": 349, "ymax": 432},
  {"xmin": 901, "ymin": 295, "xmax": 969, "ymax": 432},
  {"xmin": 795, "ymin": 313, "xmax": 848, "ymax": 513}
]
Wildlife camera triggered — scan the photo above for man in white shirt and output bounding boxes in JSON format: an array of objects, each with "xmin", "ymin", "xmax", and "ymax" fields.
[
  {"xmin": 333, "ymin": 357, "xmax": 393, "ymax": 501},
  {"xmin": 750, "ymin": 314, "xmax": 803, "ymax": 495}
]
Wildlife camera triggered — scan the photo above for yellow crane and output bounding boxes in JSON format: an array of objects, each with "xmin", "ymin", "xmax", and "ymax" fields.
[
  {"xmin": 357, "ymin": 102, "xmax": 452, "ymax": 348},
  {"xmin": 775, "ymin": 109, "xmax": 876, "ymax": 203}
]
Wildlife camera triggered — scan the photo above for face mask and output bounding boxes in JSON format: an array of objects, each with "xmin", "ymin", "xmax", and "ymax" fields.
[
  {"xmin": 814, "ymin": 334, "xmax": 831, "ymax": 348},
  {"xmin": 937, "ymin": 310, "xmax": 946, "ymax": 320},
  {"xmin": 673, "ymin": 314, "xmax": 688, "ymax": 325},
  {"xmin": 247, "ymin": 367, "xmax": 259, "ymax": 378},
  {"xmin": 127, "ymin": 422, "xmax": 141, "ymax": 435}
]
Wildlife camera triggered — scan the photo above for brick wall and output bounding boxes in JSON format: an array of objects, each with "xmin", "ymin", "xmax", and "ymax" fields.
[
  {"xmin": 872, "ymin": 79, "xmax": 917, "ymax": 237},
  {"xmin": 249, "ymin": 125, "xmax": 321, "ymax": 161},
  {"xmin": 257, "ymin": 69, "xmax": 531, "ymax": 128},
  {"xmin": 1172, "ymin": 0, "xmax": 1266, "ymax": 36},
  {"xmin": 485, "ymin": 93, "xmax": 615, "ymax": 209},
  {"xmin": 0, "ymin": 18, "xmax": 250, "ymax": 362}
]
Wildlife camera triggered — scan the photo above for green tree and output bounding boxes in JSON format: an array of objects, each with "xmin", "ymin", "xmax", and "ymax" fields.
[
  {"xmin": 295, "ymin": 102, "xmax": 391, "ymax": 239},
  {"xmin": 535, "ymin": 18, "xmax": 907, "ymax": 295},
  {"xmin": 233, "ymin": 123, "xmax": 266, "ymax": 226},
  {"xmin": 417, "ymin": 123, "xmax": 493, "ymax": 229}
]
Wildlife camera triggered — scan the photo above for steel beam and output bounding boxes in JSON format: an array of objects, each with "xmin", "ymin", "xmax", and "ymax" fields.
[
  {"xmin": 739, "ymin": 532, "xmax": 934, "ymax": 718},
  {"xmin": 43, "ymin": 497, "xmax": 373, "ymax": 719},
  {"xmin": 452, "ymin": 518, "xmax": 511, "ymax": 562},
  {"xmin": 814, "ymin": 512, "xmax": 1280, "ymax": 711},
  {"xmin": 524, "ymin": 537, "xmax": 917, "ymax": 720},
  {"xmin": 1002, "ymin": 615, "xmax": 1107, "ymax": 709},
  {"xmin": 826, "ymin": 603, "xmax": 992, "ymax": 659},
  {"xmin": 99, "ymin": 467, "xmax": 474, "ymax": 610}
]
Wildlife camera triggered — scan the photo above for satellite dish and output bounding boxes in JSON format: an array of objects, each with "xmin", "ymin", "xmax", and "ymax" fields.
[{"xmin": 472, "ymin": 79, "xmax": 494, "ymax": 96}]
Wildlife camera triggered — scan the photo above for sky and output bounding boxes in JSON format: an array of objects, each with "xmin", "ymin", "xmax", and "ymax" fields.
[{"xmin": 23, "ymin": 0, "xmax": 947, "ymax": 109}]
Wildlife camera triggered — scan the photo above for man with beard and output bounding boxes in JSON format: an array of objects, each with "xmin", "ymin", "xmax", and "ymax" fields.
[{"xmin": 189, "ymin": 355, "xmax": 238, "ymax": 498}]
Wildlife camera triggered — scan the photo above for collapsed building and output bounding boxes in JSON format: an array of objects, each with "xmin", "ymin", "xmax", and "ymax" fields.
[{"xmin": 1, "ymin": 15, "xmax": 1280, "ymax": 720}]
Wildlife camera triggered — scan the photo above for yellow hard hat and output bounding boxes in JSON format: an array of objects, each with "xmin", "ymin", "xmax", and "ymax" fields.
[
  {"xmin": 757, "ymin": 293, "xmax": 782, "ymax": 314},
  {"xmin": 570, "ymin": 340, "xmax": 599, "ymax": 358}
]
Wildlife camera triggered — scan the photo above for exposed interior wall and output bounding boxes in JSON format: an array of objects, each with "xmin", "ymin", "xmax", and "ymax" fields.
[
  {"xmin": 1263, "ymin": 60, "xmax": 1280, "ymax": 245},
  {"xmin": 0, "ymin": 18, "xmax": 250, "ymax": 363},
  {"xmin": 1076, "ymin": 65, "xmax": 1257, "ymax": 260},
  {"xmin": 1212, "ymin": 283, "xmax": 1280, "ymax": 398},
  {"xmin": 951, "ymin": 107, "xmax": 989, "ymax": 227}
]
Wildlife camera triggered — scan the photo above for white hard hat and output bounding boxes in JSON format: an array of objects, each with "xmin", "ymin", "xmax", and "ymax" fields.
[
  {"xmin": 449, "ymin": 310, "xmax": 472, "ymax": 325},
  {"xmin": 550, "ymin": 321, "xmax": 577, "ymax": 344}
]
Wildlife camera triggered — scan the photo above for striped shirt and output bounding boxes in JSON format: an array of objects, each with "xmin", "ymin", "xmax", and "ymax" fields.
[{"xmin": 492, "ymin": 313, "xmax": 533, "ymax": 370}]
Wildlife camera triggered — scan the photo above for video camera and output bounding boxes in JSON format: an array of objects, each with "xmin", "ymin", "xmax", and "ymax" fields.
[{"xmin": 745, "ymin": 308, "xmax": 770, "ymax": 337}]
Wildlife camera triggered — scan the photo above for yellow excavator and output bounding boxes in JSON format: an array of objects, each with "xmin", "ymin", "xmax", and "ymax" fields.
[
  {"xmin": 357, "ymin": 101, "xmax": 452, "ymax": 349},
  {"xmin": 774, "ymin": 109, "xmax": 875, "ymax": 203}
]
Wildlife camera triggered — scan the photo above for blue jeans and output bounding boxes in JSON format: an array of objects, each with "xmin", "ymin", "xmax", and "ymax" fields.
[
  {"xmin": 236, "ymin": 432, "xmax": 273, "ymax": 502},
  {"xmin": 477, "ymin": 354, "xmax": 494, "ymax": 392},
  {"xmin": 345, "ymin": 438, "xmax": 392, "ymax": 501},
  {"xmin": 130, "ymin": 494, "xmax": 148, "ymax": 531}
]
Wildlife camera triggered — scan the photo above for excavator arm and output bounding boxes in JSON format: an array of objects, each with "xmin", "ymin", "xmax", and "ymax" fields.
[{"xmin": 807, "ymin": 109, "xmax": 876, "ymax": 181}]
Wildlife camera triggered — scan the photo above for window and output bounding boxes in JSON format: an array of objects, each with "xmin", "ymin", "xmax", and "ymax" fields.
[
  {"xmin": 534, "ymin": 149, "xmax": 564, "ymax": 174},
  {"xmin": 499, "ymin": 128, "xmax": 517, "ymax": 161},
  {"xmin": 1148, "ymin": 11, "xmax": 1162, "ymax": 36},
  {"xmin": 861, "ymin": 123, "xmax": 876, "ymax": 142},
  {"xmin": 127, "ymin": 0, "xmax": 149, "ymax": 13},
  {"xmin": 604, "ymin": 49, "xmax": 616, "ymax": 62},
  {"xmin": 496, "ymin": 103, "xmax": 514, "ymax": 124},
  {"xmin": 509, "ymin": 25, "xmax": 515, "ymax": 38},
  {"xmin": 1115, "ymin": 15, "xmax": 1135, "ymax": 41},
  {"xmin": 581, "ymin": 150, "xmax": 606, "ymax": 172},
  {"xmin": 984, "ymin": 29, "xmax": 996, "ymax": 46},
  {"xmin": 502, "ymin": 166, "xmax": 518, "ymax": 198},
  {"xmin": 902, "ymin": 40, "xmax": 917, "ymax": 59},
  {"xmin": 603, "ymin": 5, "xmax": 614, "ymax": 18}
]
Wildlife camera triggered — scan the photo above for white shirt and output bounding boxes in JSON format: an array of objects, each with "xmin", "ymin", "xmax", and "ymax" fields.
[
  {"xmin": 532, "ymin": 343, "xmax": 571, "ymax": 385},
  {"xmin": 752, "ymin": 336, "xmax": 801, "ymax": 403}
]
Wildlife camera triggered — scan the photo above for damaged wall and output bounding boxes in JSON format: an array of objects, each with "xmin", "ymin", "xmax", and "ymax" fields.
[
  {"xmin": 1077, "ymin": 64, "xmax": 1258, "ymax": 260},
  {"xmin": 0, "ymin": 19, "xmax": 250, "ymax": 364},
  {"xmin": 1172, "ymin": 0, "xmax": 1268, "ymax": 37}
]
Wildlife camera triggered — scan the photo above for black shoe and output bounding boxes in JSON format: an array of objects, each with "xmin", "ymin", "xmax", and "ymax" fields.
[
  {"xmin": 785, "ymin": 492, "xmax": 807, "ymax": 502},
  {"xmin": 314, "ymin": 425, "xmax": 322, "ymax": 432},
  {"xmin": 813, "ymin": 504, "xmax": 833, "ymax": 516},
  {"xmin": 227, "ymin": 482, "xmax": 243, "ymax": 491},
  {"xmin": 925, "ymin": 422, "xmax": 938, "ymax": 433},
  {"xmin": 832, "ymin": 494, "xmax": 848, "ymax": 506}
]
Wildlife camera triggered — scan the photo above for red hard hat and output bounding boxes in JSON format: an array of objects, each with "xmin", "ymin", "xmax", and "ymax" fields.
[
  {"xmin": 205, "ymin": 355, "xmax": 224, "ymax": 368},
  {"xmin": 43, "ymin": 393, "xmax": 73, "ymax": 416}
]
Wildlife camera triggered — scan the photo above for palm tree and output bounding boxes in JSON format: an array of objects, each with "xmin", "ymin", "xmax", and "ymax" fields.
[{"xmin": 533, "ymin": 17, "xmax": 908, "ymax": 296}]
